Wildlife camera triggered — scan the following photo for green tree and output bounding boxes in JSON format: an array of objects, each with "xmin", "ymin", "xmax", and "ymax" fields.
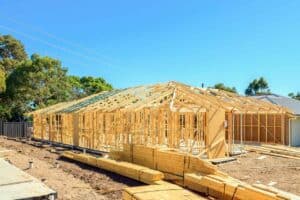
[
  {"xmin": 0, "ymin": 34, "xmax": 27, "ymax": 95},
  {"xmin": 67, "ymin": 75, "xmax": 83, "ymax": 99},
  {"xmin": 5, "ymin": 54, "xmax": 71, "ymax": 115},
  {"xmin": 79, "ymin": 76, "xmax": 113, "ymax": 96},
  {"xmin": 288, "ymin": 92, "xmax": 300, "ymax": 101},
  {"xmin": 0, "ymin": 34, "xmax": 27, "ymax": 74},
  {"xmin": 0, "ymin": 34, "xmax": 113, "ymax": 121},
  {"xmin": 67, "ymin": 75, "xmax": 113, "ymax": 99},
  {"xmin": 212, "ymin": 83, "xmax": 237, "ymax": 93},
  {"xmin": 245, "ymin": 77, "xmax": 270, "ymax": 96},
  {"xmin": 0, "ymin": 69, "xmax": 5, "ymax": 93},
  {"xmin": 0, "ymin": 102, "xmax": 11, "ymax": 120}
]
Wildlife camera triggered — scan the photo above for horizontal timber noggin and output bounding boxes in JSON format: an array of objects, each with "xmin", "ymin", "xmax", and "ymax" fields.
[{"xmin": 30, "ymin": 81, "xmax": 294, "ymax": 159}]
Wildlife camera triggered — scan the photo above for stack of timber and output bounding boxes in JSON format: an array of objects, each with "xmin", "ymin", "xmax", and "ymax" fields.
[
  {"xmin": 245, "ymin": 144, "xmax": 300, "ymax": 160},
  {"xmin": 123, "ymin": 181, "xmax": 206, "ymax": 200},
  {"xmin": 62, "ymin": 145, "xmax": 300, "ymax": 200},
  {"xmin": 62, "ymin": 151, "xmax": 164, "ymax": 184},
  {"xmin": 253, "ymin": 184, "xmax": 300, "ymax": 200},
  {"xmin": 113, "ymin": 145, "xmax": 300, "ymax": 200},
  {"xmin": 184, "ymin": 173, "xmax": 299, "ymax": 200},
  {"xmin": 62, "ymin": 151, "xmax": 206, "ymax": 200}
]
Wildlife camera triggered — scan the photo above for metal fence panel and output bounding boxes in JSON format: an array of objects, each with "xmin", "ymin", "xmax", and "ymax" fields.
[
  {"xmin": 0, "ymin": 121, "xmax": 33, "ymax": 138},
  {"xmin": 0, "ymin": 121, "xmax": 3, "ymax": 135}
]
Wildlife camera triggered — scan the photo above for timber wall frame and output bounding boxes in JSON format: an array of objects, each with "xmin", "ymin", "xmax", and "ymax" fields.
[
  {"xmin": 226, "ymin": 113, "xmax": 290, "ymax": 147},
  {"xmin": 31, "ymin": 82, "xmax": 294, "ymax": 159},
  {"xmin": 33, "ymin": 109, "xmax": 221, "ymax": 157}
]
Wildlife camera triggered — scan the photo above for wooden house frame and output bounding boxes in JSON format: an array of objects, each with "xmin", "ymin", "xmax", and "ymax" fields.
[{"xmin": 31, "ymin": 82, "xmax": 293, "ymax": 159}]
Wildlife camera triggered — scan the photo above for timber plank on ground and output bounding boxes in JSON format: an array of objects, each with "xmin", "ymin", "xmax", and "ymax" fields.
[
  {"xmin": 123, "ymin": 181, "xmax": 206, "ymax": 200},
  {"xmin": 62, "ymin": 151, "xmax": 164, "ymax": 184}
]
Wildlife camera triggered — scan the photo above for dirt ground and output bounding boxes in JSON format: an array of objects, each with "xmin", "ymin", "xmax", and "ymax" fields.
[
  {"xmin": 218, "ymin": 152, "xmax": 300, "ymax": 195},
  {"xmin": 0, "ymin": 138, "xmax": 142, "ymax": 200},
  {"xmin": 1, "ymin": 137, "xmax": 300, "ymax": 199}
]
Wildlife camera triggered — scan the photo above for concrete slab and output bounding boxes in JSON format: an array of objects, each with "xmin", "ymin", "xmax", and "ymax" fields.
[{"xmin": 0, "ymin": 158, "xmax": 56, "ymax": 200}]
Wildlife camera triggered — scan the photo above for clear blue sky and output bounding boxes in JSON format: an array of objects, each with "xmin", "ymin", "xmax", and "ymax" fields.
[{"xmin": 1, "ymin": 0, "xmax": 299, "ymax": 95}]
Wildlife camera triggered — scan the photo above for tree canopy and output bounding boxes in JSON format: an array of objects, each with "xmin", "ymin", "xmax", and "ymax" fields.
[
  {"xmin": 212, "ymin": 83, "xmax": 237, "ymax": 93},
  {"xmin": 6, "ymin": 54, "xmax": 71, "ymax": 112},
  {"xmin": 0, "ymin": 34, "xmax": 27, "ymax": 74},
  {"xmin": 245, "ymin": 77, "xmax": 270, "ymax": 96},
  {"xmin": 80, "ymin": 76, "xmax": 113, "ymax": 96},
  {"xmin": 0, "ymin": 69, "xmax": 5, "ymax": 93},
  {"xmin": 288, "ymin": 92, "xmax": 300, "ymax": 101},
  {"xmin": 0, "ymin": 34, "xmax": 113, "ymax": 121},
  {"xmin": 67, "ymin": 75, "xmax": 113, "ymax": 99}
]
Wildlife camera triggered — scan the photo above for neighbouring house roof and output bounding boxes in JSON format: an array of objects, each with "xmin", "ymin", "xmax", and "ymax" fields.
[{"xmin": 253, "ymin": 94, "xmax": 300, "ymax": 116}]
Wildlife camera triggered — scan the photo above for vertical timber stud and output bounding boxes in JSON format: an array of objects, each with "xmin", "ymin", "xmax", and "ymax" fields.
[
  {"xmin": 232, "ymin": 114, "xmax": 235, "ymax": 148},
  {"xmin": 273, "ymin": 114, "xmax": 276, "ymax": 144},
  {"xmin": 227, "ymin": 112, "xmax": 233, "ymax": 154},
  {"xmin": 284, "ymin": 114, "xmax": 287, "ymax": 145},
  {"xmin": 92, "ymin": 111, "xmax": 96, "ymax": 149},
  {"xmin": 60, "ymin": 114, "xmax": 63, "ymax": 143},
  {"xmin": 240, "ymin": 113, "xmax": 243, "ymax": 145},
  {"xmin": 49, "ymin": 115, "xmax": 52, "ymax": 141},
  {"xmin": 250, "ymin": 113, "xmax": 253, "ymax": 142},
  {"xmin": 158, "ymin": 110, "xmax": 162, "ymax": 145},
  {"xmin": 152, "ymin": 111, "xmax": 156, "ymax": 145},
  {"xmin": 172, "ymin": 112, "xmax": 176, "ymax": 148},
  {"xmin": 265, "ymin": 114, "xmax": 268, "ymax": 143},
  {"xmin": 258, "ymin": 114, "xmax": 261, "ymax": 143},
  {"xmin": 188, "ymin": 112, "xmax": 192, "ymax": 150},
  {"xmin": 170, "ymin": 111, "xmax": 173, "ymax": 147},
  {"xmin": 243, "ymin": 114, "xmax": 246, "ymax": 144},
  {"xmin": 206, "ymin": 108, "xmax": 226, "ymax": 159},
  {"xmin": 289, "ymin": 118, "xmax": 291, "ymax": 146},
  {"xmin": 281, "ymin": 113, "xmax": 285, "ymax": 145},
  {"xmin": 73, "ymin": 113, "xmax": 79, "ymax": 146},
  {"xmin": 41, "ymin": 117, "xmax": 46, "ymax": 140}
]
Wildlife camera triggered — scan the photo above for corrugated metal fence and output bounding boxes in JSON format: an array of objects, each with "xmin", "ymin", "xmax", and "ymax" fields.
[{"xmin": 0, "ymin": 121, "xmax": 33, "ymax": 138}]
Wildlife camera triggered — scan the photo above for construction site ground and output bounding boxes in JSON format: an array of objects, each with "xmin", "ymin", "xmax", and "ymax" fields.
[
  {"xmin": 1, "ymin": 137, "xmax": 300, "ymax": 199},
  {"xmin": 0, "ymin": 137, "xmax": 142, "ymax": 200},
  {"xmin": 218, "ymin": 152, "xmax": 300, "ymax": 196}
]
